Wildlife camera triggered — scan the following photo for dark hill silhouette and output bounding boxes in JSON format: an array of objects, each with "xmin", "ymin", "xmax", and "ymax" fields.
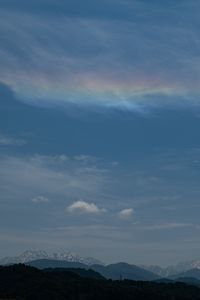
[
  {"xmin": 1, "ymin": 264, "xmax": 200, "ymax": 299},
  {"xmin": 170, "ymin": 268, "xmax": 200, "ymax": 280},
  {"xmin": 155, "ymin": 277, "xmax": 200, "ymax": 287},
  {"xmin": 92, "ymin": 262, "xmax": 159, "ymax": 281},
  {"xmin": 175, "ymin": 277, "xmax": 200, "ymax": 287},
  {"xmin": 44, "ymin": 267, "xmax": 105, "ymax": 280},
  {"xmin": 28, "ymin": 259, "xmax": 87, "ymax": 270}
]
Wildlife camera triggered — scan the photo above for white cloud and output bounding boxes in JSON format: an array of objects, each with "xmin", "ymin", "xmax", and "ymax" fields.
[
  {"xmin": 67, "ymin": 200, "xmax": 105, "ymax": 215},
  {"xmin": 118, "ymin": 208, "xmax": 134, "ymax": 220},
  {"xmin": 31, "ymin": 196, "xmax": 49, "ymax": 203}
]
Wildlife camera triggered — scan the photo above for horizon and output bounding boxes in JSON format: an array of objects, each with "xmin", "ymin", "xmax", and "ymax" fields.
[{"xmin": 1, "ymin": 0, "xmax": 200, "ymax": 267}]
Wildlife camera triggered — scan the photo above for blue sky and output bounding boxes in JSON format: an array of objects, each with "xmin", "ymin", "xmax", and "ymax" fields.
[{"xmin": 1, "ymin": 0, "xmax": 200, "ymax": 265}]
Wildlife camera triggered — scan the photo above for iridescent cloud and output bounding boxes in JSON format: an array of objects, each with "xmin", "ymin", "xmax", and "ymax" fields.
[{"xmin": 0, "ymin": 0, "xmax": 200, "ymax": 111}]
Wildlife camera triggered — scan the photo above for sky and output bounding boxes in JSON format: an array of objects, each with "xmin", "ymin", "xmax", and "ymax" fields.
[{"xmin": 1, "ymin": 0, "xmax": 200, "ymax": 266}]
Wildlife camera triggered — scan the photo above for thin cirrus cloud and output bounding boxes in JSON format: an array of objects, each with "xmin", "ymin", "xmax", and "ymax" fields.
[
  {"xmin": 0, "ymin": 154, "xmax": 108, "ymax": 210},
  {"xmin": 0, "ymin": 134, "xmax": 25, "ymax": 146},
  {"xmin": 66, "ymin": 200, "xmax": 106, "ymax": 215},
  {"xmin": 0, "ymin": 0, "xmax": 200, "ymax": 112},
  {"xmin": 31, "ymin": 196, "xmax": 49, "ymax": 203},
  {"xmin": 140, "ymin": 223, "xmax": 194, "ymax": 231}
]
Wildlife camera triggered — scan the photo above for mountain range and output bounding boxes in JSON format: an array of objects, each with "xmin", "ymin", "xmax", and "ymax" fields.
[
  {"xmin": 2, "ymin": 251, "xmax": 200, "ymax": 282},
  {"xmin": 26, "ymin": 259, "xmax": 158, "ymax": 281},
  {"xmin": 0, "ymin": 251, "xmax": 159, "ymax": 281}
]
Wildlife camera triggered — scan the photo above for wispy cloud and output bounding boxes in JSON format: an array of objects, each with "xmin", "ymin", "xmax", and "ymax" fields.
[
  {"xmin": 31, "ymin": 196, "xmax": 49, "ymax": 203},
  {"xmin": 0, "ymin": 134, "xmax": 25, "ymax": 146},
  {"xmin": 140, "ymin": 223, "xmax": 193, "ymax": 231},
  {"xmin": 0, "ymin": 154, "xmax": 108, "ymax": 208}
]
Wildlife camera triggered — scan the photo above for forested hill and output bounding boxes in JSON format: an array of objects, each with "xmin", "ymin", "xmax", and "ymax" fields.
[{"xmin": 1, "ymin": 264, "xmax": 200, "ymax": 299}]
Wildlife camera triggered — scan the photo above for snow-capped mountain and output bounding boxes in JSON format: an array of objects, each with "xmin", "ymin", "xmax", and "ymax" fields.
[
  {"xmin": 141, "ymin": 260, "xmax": 200, "ymax": 277},
  {"xmin": 0, "ymin": 250, "xmax": 104, "ymax": 266}
]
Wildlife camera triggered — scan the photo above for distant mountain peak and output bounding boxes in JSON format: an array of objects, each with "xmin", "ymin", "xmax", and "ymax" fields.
[{"xmin": 141, "ymin": 260, "xmax": 200, "ymax": 278}]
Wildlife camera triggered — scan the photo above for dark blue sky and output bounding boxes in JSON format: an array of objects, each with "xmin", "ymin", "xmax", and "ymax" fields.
[{"xmin": 1, "ymin": 0, "xmax": 200, "ymax": 265}]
